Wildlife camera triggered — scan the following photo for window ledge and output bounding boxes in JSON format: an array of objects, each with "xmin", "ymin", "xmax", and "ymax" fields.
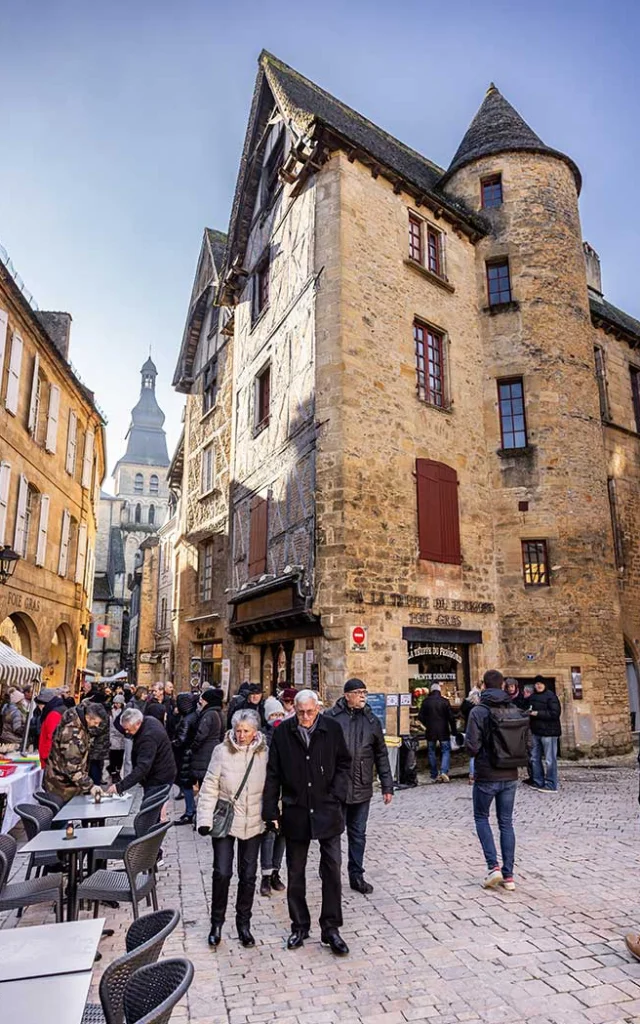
[
  {"xmin": 417, "ymin": 396, "xmax": 453, "ymax": 415},
  {"xmin": 199, "ymin": 487, "xmax": 219, "ymax": 501},
  {"xmin": 483, "ymin": 300, "xmax": 520, "ymax": 315},
  {"xmin": 253, "ymin": 417, "xmax": 270, "ymax": 439},
  {"xmin": 496, "ymin": 445, "xmax": 535, "ymax": 459},
  {"xmin": 404, "ymin": 258, "xmax": 455, "ymax": 294},
  {"xmin": 200, "ymin": 405, "xmax": 218, "ymax": 425}
]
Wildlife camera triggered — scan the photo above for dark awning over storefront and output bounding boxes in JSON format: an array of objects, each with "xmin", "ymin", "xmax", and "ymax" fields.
[
  {"xmin": 402, "ymin": 627, "xmax": 483, "ymax": 645},
  {"xmin": 228, "ymin": 573, "xmax": 320, "ymax": 641}
]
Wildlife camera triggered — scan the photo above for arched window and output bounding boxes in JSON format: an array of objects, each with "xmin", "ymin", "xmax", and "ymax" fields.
[
  {"xmin": 148, "ymin": 504, "xmax": 155, "ymax": 526},
  {"xmin": 134, "ymin": 504, "xmax": 141, "ymax": 524},
  {"xmin": 134, "ymin": 473, "xmax": 144, "ymax": 494},
  {"xmin": 149, "ymin": 474, "xmax": 159, "ymax": 495}
]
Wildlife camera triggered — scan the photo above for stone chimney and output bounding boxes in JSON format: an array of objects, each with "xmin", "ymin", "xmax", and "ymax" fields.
[
  {"xmin": 37, "ymin": 311, "xmax": 72, "ymax": 360},
  {"xmin": 583, "ymin": 242, "xmax": 602, "ymax": 296}
]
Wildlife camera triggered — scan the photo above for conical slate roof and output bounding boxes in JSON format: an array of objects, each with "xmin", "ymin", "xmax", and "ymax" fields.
[
  {"xmin": 441, "ymin": 84, "xmax": 581, "ymax": 192},
  {"xmin": 141, "ymin": 356, "xmax": 157, "ymax": 375},
  {"xmin": 117, "ymin": 357, "xmax": 169, "ymax": 468}
]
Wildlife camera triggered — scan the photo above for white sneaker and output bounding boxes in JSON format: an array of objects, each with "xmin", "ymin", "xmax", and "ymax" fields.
[
  {"xmin": 501, "ymin": 877, "xmax": 516, "ymax": 891},
  {"xmin": 482, "ymin": 868, "xmax": 503, "ymax": 889}
]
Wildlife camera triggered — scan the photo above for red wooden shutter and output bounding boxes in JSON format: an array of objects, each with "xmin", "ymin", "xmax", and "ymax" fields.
[
  {"xmin": 416, "ymin": 459, "xmax": 461, "ymax": 564},
  {"xmin": 248, "ymin": 496, "xmax": 268, "ymax": 576}
]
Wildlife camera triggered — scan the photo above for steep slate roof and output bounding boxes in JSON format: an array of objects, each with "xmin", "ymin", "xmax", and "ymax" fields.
[
  {"xmin": 205, "ymin": 229, "xmax": 227, "ymax": 270},
  {"xmin": 116, "ymin": 357, "xmax": 169, "ymax": 468},
  {"xmin": 590, "ymin": 292, "xmax": 640, "ymax": 344},
  {"xmin": 172, "ymin": 228, "xmax": 227, "ymax": 392},
  {"xmin": 440, "ymin": 83, "xmax": 582, "ymax": 192}
]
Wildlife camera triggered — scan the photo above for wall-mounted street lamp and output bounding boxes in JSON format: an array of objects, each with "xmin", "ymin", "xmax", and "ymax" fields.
[{"xmin": 0, "ymin": 545, "xmax": 20, "ymax": 585}]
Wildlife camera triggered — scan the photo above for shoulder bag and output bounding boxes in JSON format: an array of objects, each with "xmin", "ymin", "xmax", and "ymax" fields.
[{"xmin": 210, "ymin": 752, "xmax": 256, "ymax": 839}]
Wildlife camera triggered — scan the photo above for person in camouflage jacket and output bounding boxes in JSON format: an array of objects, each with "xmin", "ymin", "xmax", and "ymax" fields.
[{"xmin": 44, "ymin": 703, "xmax": 105, "ymax": 801}]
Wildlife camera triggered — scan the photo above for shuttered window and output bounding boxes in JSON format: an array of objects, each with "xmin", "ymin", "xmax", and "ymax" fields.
[
  {"xmin": 248, "ymin": 496, "xmax": 268, "ymax": 576},
  {"xmin": 45, "ymin": 385, "xmax": 61, "ymax": 453},
  {"xmin": 0, "ymin": 309, "xmax": 8, "ymax": 399},
  {"xmin": 36, "ymin": 494, "xmax": 50, "ymax": 567},
  {"xmin": 66, "ymin": 410, "xmax": 78, "ymax": 475},
  {"xmin": 58, "ymin": 509, "xmax": 71, "ymax": 576},
  {"xmin": 82, "ymin": 430, "xmax": 95, "ymax": 489},
  {"xmin": 14, "ymin": 474, "xmax": 29, "ymax": 556},
  {"xmin": 416, "ymin": 459, "xmax": 461, "ymax": 564},
  {"xmin": 0, "ymin": 462, "xmax": 10, "ymax": 545},
  {"xmin": 5, "ymin": 332, "xmax": 23, "ymax": 415},
  {"xmin": 27, "ymin": 353, "xmax": 40, "ymax": 434},
  {"xmin": 75, "ymin": 522, "xmax": 88, "ymax": 584}
]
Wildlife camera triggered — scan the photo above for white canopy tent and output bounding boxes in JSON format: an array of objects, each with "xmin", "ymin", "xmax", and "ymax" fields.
[{"xmin": 0, "ymin": 644, "xmax": 42, "ymax": 689}]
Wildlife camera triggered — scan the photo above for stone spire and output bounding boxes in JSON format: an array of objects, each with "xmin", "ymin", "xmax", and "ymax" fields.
[
  {"xmin": 118, "ymin": 356, "xmax": 169, "ymax": 467},
  {"xmin": 441, "ymin": 83, "xmax": 581, "ymax": 191}
]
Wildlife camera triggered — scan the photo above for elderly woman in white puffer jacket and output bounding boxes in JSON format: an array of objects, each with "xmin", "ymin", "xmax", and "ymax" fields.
[{"xmin": 197, "ymin": 708, "xmax": 267, "ymax": 949}]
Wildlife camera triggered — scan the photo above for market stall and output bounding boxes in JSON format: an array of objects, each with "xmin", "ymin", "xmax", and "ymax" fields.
[{"xmin": 0, "ymin": 644, "xmax": 43, "ymax": 831}]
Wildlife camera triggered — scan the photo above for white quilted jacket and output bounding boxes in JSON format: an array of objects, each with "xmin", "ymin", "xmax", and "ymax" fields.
[{"xmin": 196, "ymin": 730, "xmax": 267, "ymax": 840}]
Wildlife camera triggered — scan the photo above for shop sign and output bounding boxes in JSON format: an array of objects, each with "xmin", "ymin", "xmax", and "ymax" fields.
[
  {"xmin": 310, "ymin": 663, "xmax": 319, "ymax": 691},
  {"xmin": 96, "ymin": 624, "xmax": 111, "ymax": 639},
  {"xmin": 294, "ymin": 652, "xmax": 304, "ymax": 687},
  {"xmin": 414, "ymin": 672, "xmax": 456, "ymax": 682},
  {"xmin": 7, "ymin": 592, "xmax": 41, "ymax": 612},
  {"xmin": 367, "ymin": 693, "xmax": 387, "ymax": 733},
  {"xmin": 350, "ymin": 626, "xmax": 368, "ymax": 652},
  {"xmin": 410, "ymin": 644, "xmax": 462, "ymax": 663},
  {"xmin": 139, "ymin": 652, "xmax": 161, "ymax": 664},
  {"xmin": 345, "ymin": 590, "xmax": 495, "ymax": 614}
]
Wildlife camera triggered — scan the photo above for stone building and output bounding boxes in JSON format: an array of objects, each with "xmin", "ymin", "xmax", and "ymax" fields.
[
  {"xmin": 0, "ymin": 245, "xmax": 106, "ymax": 689},
  {"xmin": 171, "ymin": 229, "xmax": 233, "ymax": 692},
  {"xmin": 87, "ymin": 356, "xmax": 170, "ymax": 679},
  {"xmin": 179, "ymin": 53, "xmax": 640, "ymax": 754}
]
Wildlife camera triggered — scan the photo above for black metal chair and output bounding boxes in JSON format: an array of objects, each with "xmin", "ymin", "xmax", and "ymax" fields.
[
  {"xmin": 92, "ymin": 796, "xmax": 166, "ymax": 865},
  {"xmin": 76, "ymin": 822, "xmax": 171, "ymax": 921},
  {"xmin": 14, "ymin": 803, "xmax": 60, "ymax": 879},
  {"xmin": 82, "ymin": 909, "xmax": 180, "ymax": 1024},
  {"xmin": 33, "ymin": 789, "xmax": 64, "ymax": 814},
  {"xmin": 0, "ymin": 834, "xmax": 63, "ymax": 921},
  {"xmin": 123, "ymin": 959, "xmax": 194, "ymax": 1024},
  {"xmin": 140, "ymin": 786, "xmax": 171, "ymax": 811}
]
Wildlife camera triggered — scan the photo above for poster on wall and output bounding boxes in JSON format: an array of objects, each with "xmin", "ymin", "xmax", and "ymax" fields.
[
  {"xmin": 294, "ymin": 652, "xmax": 304, "ymax": 687},
  {"xmin": 221, "ymin": 659, "xmax": 231, "ymax": 700},
  {"xmin": 367, "ymin": 693, "xmax": 387, "ymax": 733}
]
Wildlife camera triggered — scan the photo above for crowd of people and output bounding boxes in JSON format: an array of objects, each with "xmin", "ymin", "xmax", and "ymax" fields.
[{"xmin": 0, "ymin": 668, "xmax": 565, "ymax": 957}]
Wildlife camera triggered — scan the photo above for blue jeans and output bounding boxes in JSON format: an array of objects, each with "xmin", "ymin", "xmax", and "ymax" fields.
[
  {"xmin": 183, "ymin": 786, "xmax": 196, "ymax": 816},
  {"xmin": 428, "ymin": 740, "xmax": 451, "ymax": 780},
  {"xmin": 260, "ymin": 830, "xmax": 285, "ymax": 873},
  {"xmin": 472, "ymin": 780, "xmax": 517, "ymax": 877},
  {"xmin": 531, "ymin": 736, "xmax": 558, "ymax": 790},
  {"xmin": 346, "ymin": 800, "xmax": 370, "ymax": 880}
]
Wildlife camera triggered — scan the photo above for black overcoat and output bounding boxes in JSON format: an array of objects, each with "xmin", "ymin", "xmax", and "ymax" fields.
[
  {"xmin": 263, "ymin": 713, "xmax": 351, "ymax": 841},
  {"xmin": 325, "ymin": 698, "xmax": 394, "ymax": 803}
]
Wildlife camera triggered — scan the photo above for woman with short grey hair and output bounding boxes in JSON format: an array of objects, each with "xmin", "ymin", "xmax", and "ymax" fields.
[{"xmin": 197, "ymin": 706, "xmax": 267, "ymax": 949}]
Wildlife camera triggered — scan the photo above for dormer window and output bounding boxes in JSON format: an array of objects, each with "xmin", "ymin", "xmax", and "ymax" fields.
[
  {"xmin": 481, "ymin": 174, "xmax": 503, "ymax": 209},
  {"xmin": 407, "ymin": 212, "xmax": 446, "ymax": 280}
]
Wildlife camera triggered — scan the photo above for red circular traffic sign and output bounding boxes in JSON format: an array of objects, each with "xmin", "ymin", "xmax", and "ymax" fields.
[{"xmin": 352, "ymin": 626, "xmax": 366, "ymax": 645}]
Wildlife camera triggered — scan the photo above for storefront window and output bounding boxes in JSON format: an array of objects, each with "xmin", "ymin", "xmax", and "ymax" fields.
[
  {"xmin": 408, "ymin": 641, "xmax": 467, "ymax": 733},
  {"xmin": 195, "ymin": 641, "xmax": 222, "ymax": 687}
]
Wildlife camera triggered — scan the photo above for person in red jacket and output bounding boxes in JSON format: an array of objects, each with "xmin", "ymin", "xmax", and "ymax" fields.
[{"xmin": 36, "ymin": 689, "xmax": 66, "ymax": 768}]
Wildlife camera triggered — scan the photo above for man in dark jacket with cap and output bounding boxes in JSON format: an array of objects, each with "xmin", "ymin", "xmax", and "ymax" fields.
[
  {"xmin": 417, "ymin": 683, "xmax": 457, "ymax": 783},
  {"xmin": 326, "ymin": 678, "xmax": 393, "ymax": 894},
  {"xmin": 466, "ymin": 669, "xmax": 527, "ymax": 892},
  {"xmin": 227, "ymin": 682, "xmax": 267, "ymax": 730},
  {"xmin": 263, "ymin": 689, "xmax": 352, "ymax": 956},
  {"xmin": 528, "ymin": 676, "xmax": 561, "ymax": 792}
]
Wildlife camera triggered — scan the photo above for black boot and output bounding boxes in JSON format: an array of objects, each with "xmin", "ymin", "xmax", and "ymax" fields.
[
  {"xmin": 176, "ymin": 813, "xmax": 195, "ymax": 826},
  {"xmin": 350, "ymin": 876, "xmax": 374, "ymax": 894},
  {"xmin": 238, "ymin": 925, "xmax": 255, "ymax": 948},
  {"xmin": 260, "ymin": 875, "xmax": 271, "ymax": 897},
  {"xmin": 270, "ymin": 870, "xmax": 285, "ymax": 892},
  {"xmin": 208, "ymin": 923, "xmax": 222, "ymax": 947}
]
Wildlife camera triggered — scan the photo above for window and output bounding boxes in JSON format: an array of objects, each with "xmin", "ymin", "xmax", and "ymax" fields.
[
  {"xmin": 414, "ymin": 321, "xmax": 445, "ymax": 407},
  {"xmin": 58, "ymin": 509, "xmax": 71, "ymax": 577},
  {"xmin": 134, "ymin": 503, "xmax": 141, "ymax": 524},
  {"xmin": 75, "ymin": 522, "xmax": 87, "ymax": 584},
  {"xmin": 134, "ymin": 473, "xmax": 144, "ymax": 494},
  {"xmin": 415, "ymin": 459, "xmax": 461, "ymax": 564},
  {"xmin": 255, "ymin": 364, "xmax": 271, "ymax": 430},
  {"xmin": 630, "ymin": 366, "xmax": 640, "ymax": 432},
  {"xmin": 65, "ymin": 411, "xmax": 78, "ymax": 476},
  {"xmin": 45, "ymin": 385, "xmax": 60, "ymax": 454},
  {"xmin": 148, "ymin": 504, "xmax": 155, "ymax": 526},
  {"xmin": 487, "ymin": 259, "xmax": 512, "ymax": 305},
  {"xmin": 481, "ymin": 174, "xmax": 503, "ymax": 209},
  {"xmin": 0, "ymin": 462, "xmax": 11, "ymax": 545},
  {"xmin": 262, "ymin": 130, "xmax": 285, "ymax": 209},
  {"xmin": 248, "ymin": 495, "xmax": 268, "ymax": 576},
  {"xmin": 14, "ymin": 477, "xmax": 35, "ymax": 559},
  {"xmin": 608, "ymin": 478, "xmax": 625, "ymax": 570},
  {"xmin": 253, "ymin": 253, "xmax": 270, "ymax": 320},
  {"xmin": 5, "ymin": 332, "xmax": 23, "ymax": 415},
  {"xmin": 149, "ymin": 474, "xmax": 159, "ymax": 495},
  {"xmin": 35, "ymin": 494, "xmax": 49, "ymax": 567},
  {"xmin": 82, "ymin": 430, "xmax": 95, "ymax": 489},
  {"xmin": 408, "ymin": 214, "xmax": 423, "ymax": 263},
  {"xmin": 201, "ymin": 444, "xmax": 214, "ymax": 494},
  {"xmin": 159, "ymin": 597, "xmax": 168, "ymax": 631},
  {"xmin": 199, "ymin": 540, "xmax": 214, "ymax": 602},
  {"xmin": 522, "ymin": 540, "xmax": 549, "ymax": 586},
  {"xmin": 427, "ymin": 228, "xmax": 441, "ymax": 276},
  {"xmin": 497, "ymin": 378, "xmax": 527, "ymax": 449},
  {"xmin": 594, "ymin": 346, "xmax": 610, "ymax": 421},
  {"xmin": 202, "ymin": 361, "xmax": 218, "ymax": 415},
  {"xmin": 27, "ymin": 354, "xmax": 40, "ymax": 435}
]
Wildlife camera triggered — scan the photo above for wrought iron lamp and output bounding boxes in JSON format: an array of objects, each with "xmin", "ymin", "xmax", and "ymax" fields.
[{"xmin": 0, "ymin": 545, "xmax": 20, "ymax": 585}]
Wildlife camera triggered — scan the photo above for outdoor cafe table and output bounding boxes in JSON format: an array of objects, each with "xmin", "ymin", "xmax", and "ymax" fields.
[
  {"xmin": 1, "ymin": 971, "xmax": 94, "ymax": 1023},
  {"xmin": 0, "ymin": 762, "xmax": 43, "ymax": 833},
  {"xmin": 53, "ymin": 792, "xmax": 133, "ymax": 825},
  {"xmin": 0, "ymin": 917, "xmax": 105, "ymax": 982},
  {"xmin": 20, "ymin": 825, "xmax": 123, "ymax": 921}
]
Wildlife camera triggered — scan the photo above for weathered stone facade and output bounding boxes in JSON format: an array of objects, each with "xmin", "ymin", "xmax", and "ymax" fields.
[{"xmin": 0, "ymin": 249, "xmax": 105, "ymax": 692}]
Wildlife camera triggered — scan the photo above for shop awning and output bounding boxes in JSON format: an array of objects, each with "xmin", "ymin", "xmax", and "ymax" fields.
[
  {"xmin": 0, "ymin": 644, "xmax": 42, "ymax": 688},
  {"xmin": 228, "ymin": 573, "xmax": 320, "ymax": 640}
]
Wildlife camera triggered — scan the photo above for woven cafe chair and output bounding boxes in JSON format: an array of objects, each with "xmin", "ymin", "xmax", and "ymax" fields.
[
  {"xmin": 82, "ymin": 909, "xmax": 180, "ymax": 1024},
  {"xmin": 139, "ymin": 785, "xmax": 171, "ymax": 810},
  {"xmin": 92, "ymin": 795, "xmax": 166, "ymax": 865},
  {"xmin": 76, "ymin": 822, "xmax": 170, "ymax": 921},
  {"xmin": 14, "ymin": 802, "xmax": 60, "ymax": 879},
  {"xmin": 33, "ymin": 789, "xmax": 65, "ymax": 813},
  {"xmin": 123, "ymin": 958, "xmax": 194, "ymax": 1024},
  {"xmin": 0, "ymin": 833, "xmax": 63, "ymax": 921}
]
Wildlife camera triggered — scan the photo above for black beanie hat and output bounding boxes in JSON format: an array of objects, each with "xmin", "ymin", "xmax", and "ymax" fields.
[
  {"xmin": 344, "ymin": 678, "xmax": 366, "ymax": 693},
  {"xmin": 201, "ymin": 687, "xmax": 223, "ymax": 708}
]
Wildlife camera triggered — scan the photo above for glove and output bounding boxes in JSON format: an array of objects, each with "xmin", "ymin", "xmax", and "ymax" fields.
[{"xmin": 198, "ymin": 826, "xmax": 211, "ymax": 837}]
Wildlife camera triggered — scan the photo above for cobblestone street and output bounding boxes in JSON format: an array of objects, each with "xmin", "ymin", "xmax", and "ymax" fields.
[{"xmin": 5, "ymin": 765, "xmax": 640, "ymax": 1024}]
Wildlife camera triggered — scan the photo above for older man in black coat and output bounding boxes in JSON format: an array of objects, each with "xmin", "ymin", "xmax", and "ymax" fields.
[{"xmin": 263, "ymin": 689, "xmax": 351, "ymax": 955}]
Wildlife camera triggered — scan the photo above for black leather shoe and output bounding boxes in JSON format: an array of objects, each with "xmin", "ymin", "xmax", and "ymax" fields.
[
  {"xmin": 260, "ymin": 875, "xmax": 271, "ymax": 897},
  {"xmin": 321, "ymin": 930, "xmax": 349, "ymax": 956},
  {"xmin": 287, "ymin": 928, "xmax": 310, "ymax": 949},
  {"xmin": 238, "ymin": 927, "xmax": 255, "ymax": 948},
  {"xmin": 350, "ymin": 876, "xmax": 374, "ymax": 894},
  {"xmin": 208, "ymin": 924, "xmax": 222, "ymax": 947},
  {"xmin": 176, "ymin": 813, "xmax": 195, "ymax": 826},
  {"xmin": 270, "ymin": 870, "xmax": 285, "ymax": 892}
]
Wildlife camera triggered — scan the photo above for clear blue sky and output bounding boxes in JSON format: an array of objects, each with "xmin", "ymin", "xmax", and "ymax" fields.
[{"xmin": 0, "ymin": 0, "xmax": 638, "ymax": 481}]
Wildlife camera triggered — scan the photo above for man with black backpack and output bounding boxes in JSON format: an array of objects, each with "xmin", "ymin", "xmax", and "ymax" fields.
[{"xmin": 465, "ymin": 669, "xmax": 530, "ymax": 892}]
